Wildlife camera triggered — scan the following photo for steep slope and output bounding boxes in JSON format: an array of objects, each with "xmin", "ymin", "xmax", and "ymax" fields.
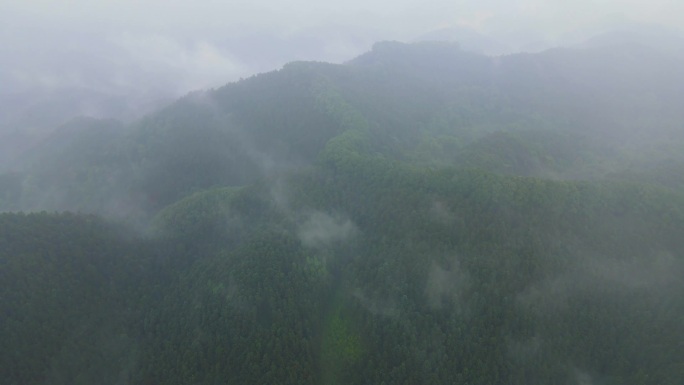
[
  {"xmin": 5, "ymin": 40, "xmax": 684, "ymax": 216},
  {"xmin": 2, "ymin": 40, "xmax": 684, "ymax": 384},
  {"xmin": 0, "ymin": 213, "xmax": 153, "ymax": 385}
]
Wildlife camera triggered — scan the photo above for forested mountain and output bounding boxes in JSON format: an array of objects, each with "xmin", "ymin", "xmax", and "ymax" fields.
[{"xmin": 2, "ymin": 40, "xmax": 684, "ymax": 384}]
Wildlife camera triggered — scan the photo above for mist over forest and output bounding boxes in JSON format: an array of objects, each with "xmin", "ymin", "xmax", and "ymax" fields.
[{"xmin": 2, "ymin": 2, "xmax": 684, "ymax": 384}]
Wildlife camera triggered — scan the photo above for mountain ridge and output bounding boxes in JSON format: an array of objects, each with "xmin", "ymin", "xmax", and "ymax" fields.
[{"xmin": 1, "ymin": 37, "xmax": 684, "ymax": 384}]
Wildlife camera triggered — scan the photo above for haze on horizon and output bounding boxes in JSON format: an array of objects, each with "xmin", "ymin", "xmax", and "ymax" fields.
[{"xmin": 1, "ymin": 0, "xmax": 683, "ymax": 145}]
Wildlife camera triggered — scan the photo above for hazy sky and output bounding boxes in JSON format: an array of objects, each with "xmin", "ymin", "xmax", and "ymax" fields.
[
  {"xmin": 3, "ymin": 0, "xmax": 682, "ymax": 37},
  {"xmin": 1, "ymin": 0, "xmax": 683, "ymax": 111}
]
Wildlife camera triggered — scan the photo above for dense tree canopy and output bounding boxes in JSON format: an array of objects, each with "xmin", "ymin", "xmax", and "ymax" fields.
[{"xmin": 2, "ymin": 41, "xmax": 684, "ymax": 384}]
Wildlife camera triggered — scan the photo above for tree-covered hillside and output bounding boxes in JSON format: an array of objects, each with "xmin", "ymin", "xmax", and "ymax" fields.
[
  {"xmin": 5, "ymin": 40, "xmax": 684, "ymax": 215},
  {"xmin": 1, "ymin": 40, "xmax": 684, "ymax": 384}
]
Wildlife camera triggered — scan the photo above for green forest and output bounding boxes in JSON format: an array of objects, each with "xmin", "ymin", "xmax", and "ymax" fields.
[{"xmin": 2, "ymin": 41, "xmax": 684, "ymax": 384}]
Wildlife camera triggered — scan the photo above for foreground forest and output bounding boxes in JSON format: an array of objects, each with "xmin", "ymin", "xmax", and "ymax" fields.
[{"xmin": 2, "ymin": 40, "xmax": 684, "ymax": 384}]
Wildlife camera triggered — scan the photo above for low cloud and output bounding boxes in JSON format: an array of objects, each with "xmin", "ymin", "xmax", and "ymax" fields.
[
  {"xmin": 517, "ymin": 250, "xmax": 684, "ymax": 314},
  {"xmin": 297, "ymin": 211, "xmax": 357, "ymax": 248},
  {"xmin": 424, "ymin": 258, "xmax": 469, "ymax": 310},
  {"xmin": 352, "ymin": 288, "xmax": 399, "ymax": 317},
  {"xmin": 110, "ymin": 33, "xmax": 247, "ymax": 94},
  {"xmin": 429, "ymin": 199, "xmax": 457, "ymax": 225}
]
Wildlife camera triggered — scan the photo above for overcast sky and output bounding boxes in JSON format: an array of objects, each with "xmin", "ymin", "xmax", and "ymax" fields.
[
  {"xmin": 3, "ymin": 0, "xmax": 682, "ymax": 37},
  {"xmin": 1, "ymin": 0, "xmax": 683, "ymax": 115}
]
